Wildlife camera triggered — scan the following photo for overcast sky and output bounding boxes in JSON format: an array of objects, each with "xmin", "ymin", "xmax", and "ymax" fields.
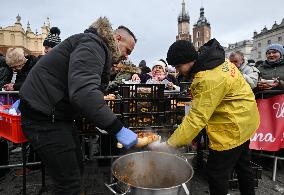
[{"xmin": 1, "ymin": 0, "xmax": 284, "ymax": 66}]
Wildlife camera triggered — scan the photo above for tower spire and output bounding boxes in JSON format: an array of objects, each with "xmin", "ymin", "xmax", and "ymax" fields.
[
  {"xmin": 178, "ymin": 0, "xmax": 190, "ymax": 23},
  {"xmin": 15, "ymin": 14, "xmax": 21, "ymax": 25},
  {"xmin": 182, "ymin": 0, "xmax": 186, "ymax": 16},
  {"xmin": 200, "ymin": 7, "xmax": 204, "ymax": 17},
  {"xmin": 176, "ymin": 0, "xmax": 191, "ymax": 41},
  {"xmin": 27, "ymin": 21, "xmax": 31, "ymax": 32}
]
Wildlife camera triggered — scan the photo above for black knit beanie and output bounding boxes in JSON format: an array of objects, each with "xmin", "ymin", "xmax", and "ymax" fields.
[
  {"xmin": 43, "ymin": 27, "xmax": 61, "ymax": 48},
  {"xmin": 166, "ymin": 40, "xmax": 198, "ymax": 66}
]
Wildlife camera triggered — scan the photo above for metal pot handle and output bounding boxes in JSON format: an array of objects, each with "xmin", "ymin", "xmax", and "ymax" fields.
[
  {"xmin": 176, "ymin": 154, "xmax": 188, "ymax": 163},
  {"xmin": 105, "ymin": 182, "xmax": 130, "ymax": 195},
  {"xmin": 182, "ymin": 183, "xmax": 190, "ymax": 195}
]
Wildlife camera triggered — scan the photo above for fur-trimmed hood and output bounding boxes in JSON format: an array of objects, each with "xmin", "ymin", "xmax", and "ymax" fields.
[{"xmin": 87, "ymin": 17, "xmax": 121, "ymax": 63}]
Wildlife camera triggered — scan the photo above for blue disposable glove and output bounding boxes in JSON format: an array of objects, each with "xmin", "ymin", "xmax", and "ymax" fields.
[{"xmin": 116, "ymin": 127, "xmax": 138, "ymax": 149}]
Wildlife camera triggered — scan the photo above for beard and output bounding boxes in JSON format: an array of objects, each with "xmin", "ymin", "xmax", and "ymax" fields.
[{"xmin": 112, "ymin": 54, "xmax": 124, "ymax": 64}]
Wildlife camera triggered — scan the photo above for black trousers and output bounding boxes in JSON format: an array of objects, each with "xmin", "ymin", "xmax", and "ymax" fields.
[
  {"xmin": 0, "ymin": 139, "xmax": 9, "ymax": 177},
  {"xmin": 207, "ymin": 141, "xmax": 255, "ymax": 195},
  {"xmin": 21, "ymin": 117, "xmax": 83, "ymax": 195}
]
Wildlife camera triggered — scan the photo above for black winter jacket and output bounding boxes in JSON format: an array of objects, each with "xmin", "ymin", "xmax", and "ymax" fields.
[
  {"xmin": 0, "ymin": 56, "xmax": 13, "ymax": 89},
  {"xmin": 19, "ymin": 28, "xmax": 123, "ymax": 135}
]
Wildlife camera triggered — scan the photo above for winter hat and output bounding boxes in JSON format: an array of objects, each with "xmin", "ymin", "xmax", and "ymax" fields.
[
  {"xmin": 43, "ymin": 27, "xmax": 61, "ymax": 48},
  {"xmin": 139, "ymin": 60, "xmax": 147, "ymax": 68},
  {"xmin": 152, "ymin": 60, "xmax": 167, "ymax": 73},
  {"xmin": 166, "ymin": 40, "xmax": 198, "ymax": 66},
  {"xmin": 266, "ymin": 44, "xmax": 284, "ymax": 57}
]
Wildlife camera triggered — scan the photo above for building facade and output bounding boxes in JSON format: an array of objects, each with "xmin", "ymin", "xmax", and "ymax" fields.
[
  {"xmin": 0, "ymin": 15, "xmax": 50, "ymax": 56},
  {"xmin": 251, "ymin": 19, "xmax": 284, "ymax": 61},
  {"xmin": 224, "ymin": 40, "xmax": 253, "ymax": 59},
  {"xmin": 192, "ymin": 7, "xmax": 211, "ymax": 50},
  {"xmin": 176, "ymin": 0, "xmax": 211, "ymax": 50}
]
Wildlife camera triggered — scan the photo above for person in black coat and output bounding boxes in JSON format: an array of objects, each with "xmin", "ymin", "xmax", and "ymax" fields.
[
  {"xmin": 43, "ymin": 27, "xmax": 61, "ymax": 54},
  {"xmin": 19, "ymin": 17, "xmax": 138, "ymax": 195},
  {"xmin": 4, "ymin": 48, "xmax": 38, "ymax": 91},
  {"xmin": 0, "ymin": 56, "xmax": 13, "ymax": 90}
]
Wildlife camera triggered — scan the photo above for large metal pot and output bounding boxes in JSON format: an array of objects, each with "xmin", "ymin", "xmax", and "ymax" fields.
[{"xmin": 105, "ymin": 151, "xmax": 194, "ymax": 195}]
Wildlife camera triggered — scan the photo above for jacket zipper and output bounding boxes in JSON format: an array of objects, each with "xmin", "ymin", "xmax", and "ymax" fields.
[{"xmin": 51, "ymin": 107, "xmax": 55, "ymax": 123}]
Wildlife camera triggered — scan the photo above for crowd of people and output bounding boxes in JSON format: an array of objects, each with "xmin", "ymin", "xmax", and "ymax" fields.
[
  {"xmin": 0, "ymin": 28, "xmax": 283, "ymax": 97},
  {"xmin": 0, "ymin": 16, "xmax": 283, "ymax": 195}
]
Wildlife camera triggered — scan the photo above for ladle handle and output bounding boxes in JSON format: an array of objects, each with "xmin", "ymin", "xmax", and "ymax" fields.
[
  {"xmin": 105, "ymin": 182, "xmax": 130, "ymax": 195},
  {"xmin": 182, "ymin": 183, "xmax": 190, "ymax": 195}
]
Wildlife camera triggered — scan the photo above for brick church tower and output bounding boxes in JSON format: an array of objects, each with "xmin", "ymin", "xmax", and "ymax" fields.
[{"xmin": 193, "ymin": 7, "xmax": 211, "ymax": 49}]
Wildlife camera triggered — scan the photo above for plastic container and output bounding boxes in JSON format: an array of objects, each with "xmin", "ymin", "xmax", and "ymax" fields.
[
  {"xmin": 105, "ymin": 99, "xmax": 122, "ymax": 114},
  {"xmin": 119, "ymin": 84, "xmax": 165, "ymax": 99},
  {"xmin": 0, "ymin": 105, "xmax": 27, "ymax": 143},
  {"xmin": 122, "ymin": 112, "xmax": 165, "ymax": 129},
  {"xmin": 121, "ymin": 99, "xmax": 166, "ymax": 114}
]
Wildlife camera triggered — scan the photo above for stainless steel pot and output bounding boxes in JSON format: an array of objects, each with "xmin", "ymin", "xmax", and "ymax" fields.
[{"xmin": 105, "ymin": 151, "xmax": 194, "ymax": 195}]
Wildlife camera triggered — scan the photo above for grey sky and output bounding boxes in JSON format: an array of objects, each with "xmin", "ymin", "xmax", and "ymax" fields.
[{"xmin": 1, "ymin": 0, "xmax": 284, "ymax": 66}]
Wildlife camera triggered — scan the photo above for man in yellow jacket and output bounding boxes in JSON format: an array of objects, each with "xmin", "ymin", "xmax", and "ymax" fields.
[{"xmin": 153, "ymin": 39, "xmax": 260, "ymax": 195}]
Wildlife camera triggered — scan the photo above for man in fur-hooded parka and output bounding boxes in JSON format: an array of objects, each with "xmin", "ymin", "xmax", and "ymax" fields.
[{"xmin": 19, "ymin": 17, "xmax": 137, "ymax": 195}]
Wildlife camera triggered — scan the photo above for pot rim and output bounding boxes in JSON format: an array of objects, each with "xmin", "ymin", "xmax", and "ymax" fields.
[{"xmin": 111, "ymin": 151, "xmax": 194, "ymax": 191}]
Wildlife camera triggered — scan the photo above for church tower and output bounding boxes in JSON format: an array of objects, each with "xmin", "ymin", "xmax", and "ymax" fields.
[
  {"xmin": 193, "ymin": 7, "xmax": 211, "ymax": 49},
  {"xmin": 176, "ymin": 0, "xmax": 191, "ymax": 42}
]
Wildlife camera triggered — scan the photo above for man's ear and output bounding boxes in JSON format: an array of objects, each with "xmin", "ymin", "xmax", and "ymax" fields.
[{"xmin": 114, "ymin": 34, "xmax": 122, "ymax": 41}]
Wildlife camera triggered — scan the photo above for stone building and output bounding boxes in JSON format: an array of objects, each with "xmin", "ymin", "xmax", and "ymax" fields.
[
  {"xmin": 224, "ymin": 40, "xmax": 253, "ymax": 59},
  {"xmin": 251, "ymin": 19, "xmax": 284, "ymax": 61},
  {"xmin": 0, "ymin": 14, "xmax": 50, "ymax": 56}
]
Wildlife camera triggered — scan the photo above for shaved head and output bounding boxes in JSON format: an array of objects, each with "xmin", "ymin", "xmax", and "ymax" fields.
[
  {"xmin": 114, "ymin": 26, "xmax": 137, "ymax": 43},
  {"xmin": 113, "ymin": 26, "xmax": 137, "ymax": 61}
]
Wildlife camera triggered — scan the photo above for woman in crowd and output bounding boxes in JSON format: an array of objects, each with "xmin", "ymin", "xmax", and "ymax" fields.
[
  {"xmin": 3, "ymin": 47, "xmax": 38, "ymax": 91},
  {"xmin": 256, "ymin": 44, "xmax": 284, "ymax": 98},
  {"xmin": 132, "ymin": 59, "xmax": 179, "ymax": 90}
]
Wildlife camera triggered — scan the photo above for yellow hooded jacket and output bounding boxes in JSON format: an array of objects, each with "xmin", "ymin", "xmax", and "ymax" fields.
[{"xmin": 168, "ymin": 60, "xmax": 260, "ymax": 151}]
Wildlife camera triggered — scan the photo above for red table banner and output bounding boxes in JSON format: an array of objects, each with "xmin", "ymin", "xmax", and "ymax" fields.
[{"xmin": 250, "ymin": 94, "xmax": 284, "ymax": 151}]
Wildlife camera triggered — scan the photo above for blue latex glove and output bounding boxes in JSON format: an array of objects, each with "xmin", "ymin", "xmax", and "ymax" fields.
[{"xmin": 116, "ymin": 127, "xmax": 138, "ymax": 149}]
